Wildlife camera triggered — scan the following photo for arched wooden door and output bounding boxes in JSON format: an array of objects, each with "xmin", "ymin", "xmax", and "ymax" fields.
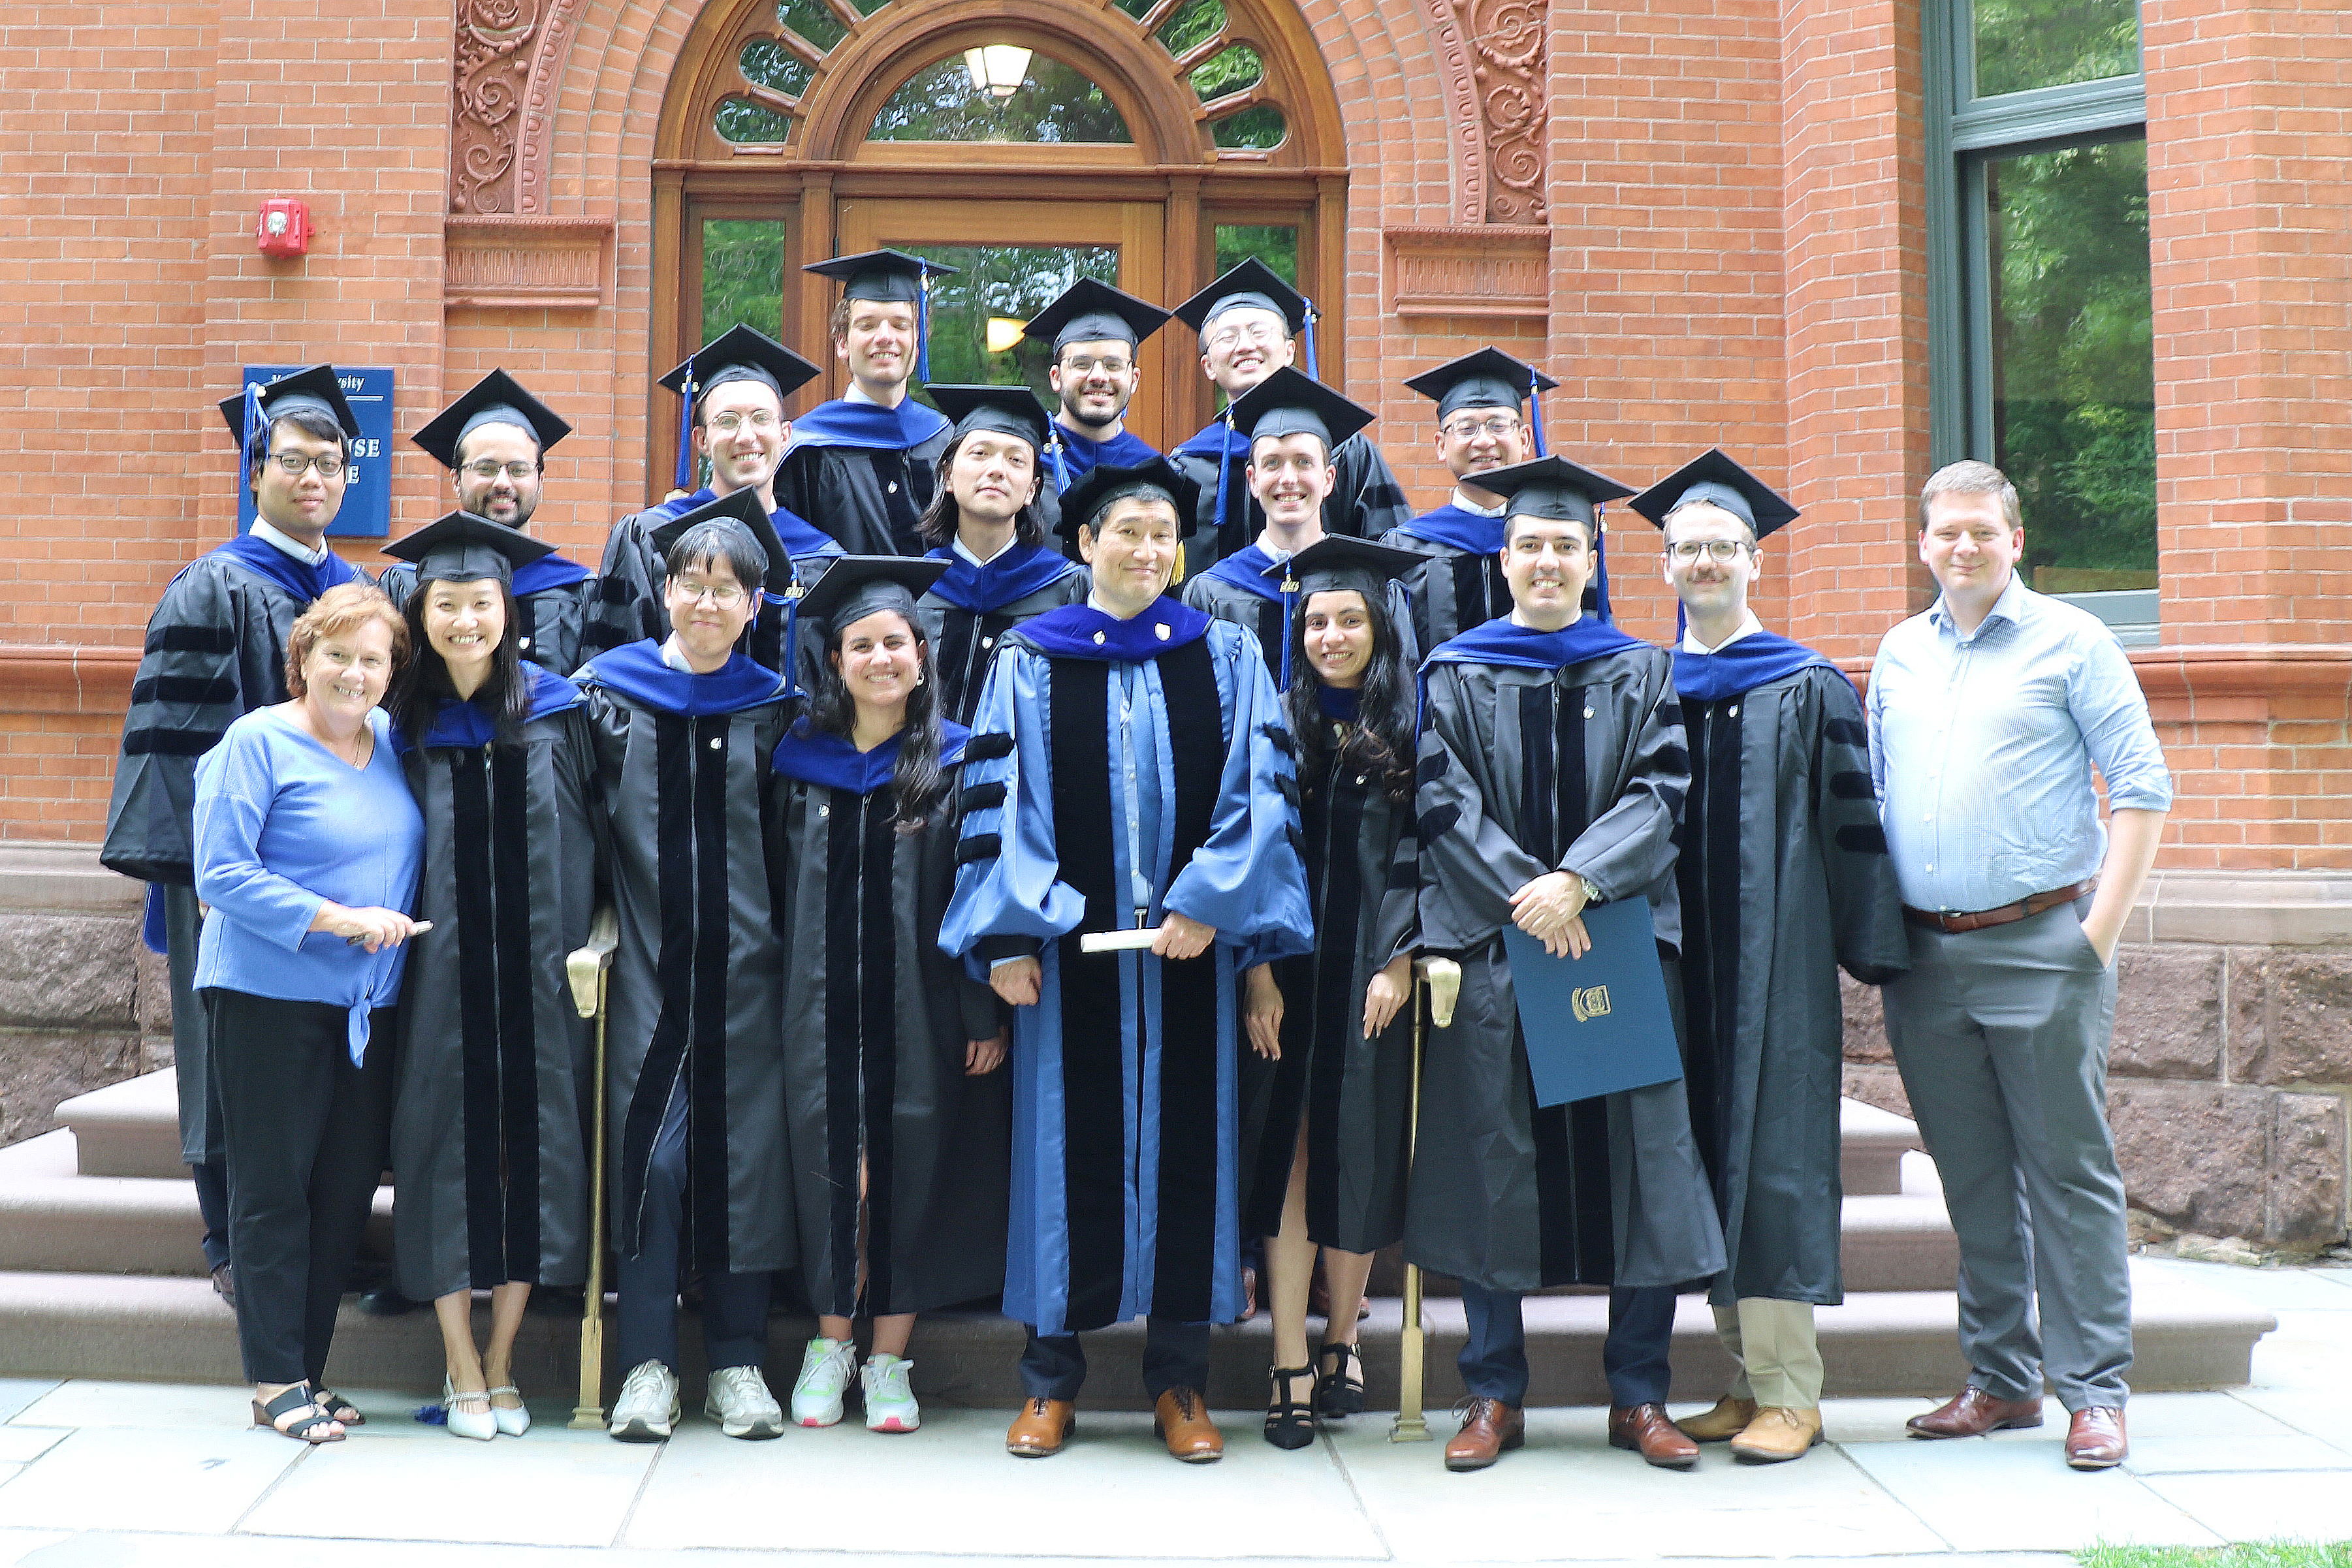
[{"xmin": 649, "ymin": 0, "xmax": 1348, "ymax": 495}]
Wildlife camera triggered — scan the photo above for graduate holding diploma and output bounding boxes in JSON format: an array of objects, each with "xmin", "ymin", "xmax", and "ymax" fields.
[{"xmin": 1409, "ymin": 454, "xmax": 1724, "ymax": 1473}]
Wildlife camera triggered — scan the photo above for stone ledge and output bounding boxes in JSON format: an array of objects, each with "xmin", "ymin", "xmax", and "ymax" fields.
[
  {"xmin": 0, "ymin": 842, "xmax": 142, "ymax": 915},
  {"xmin": 2129, "ymin": 870, "xmax": 2352, "ymax": 948}
]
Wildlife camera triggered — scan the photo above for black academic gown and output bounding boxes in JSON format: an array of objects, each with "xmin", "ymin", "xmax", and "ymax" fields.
[
  {"xmin": 775, "ymin": 424, "xmax": 954, "ymax": 558},
  {"xmin": 580, "ymin": 490, "xmax": 838, "ymax": 683},
  {"xmin": 1171, "ymin": 432, "xmax": 1412, "ymax": 569},
  {"xmin": 911, "ymin": 545, "xmax": 1089, "ymax": 730},
  {"xmin": 101, "ymin": 541, "xmax": 372, "ymax": 1165},
  {"xmin": 1239, "ymin": 704, "xmax": 1418, "ymax": 1252},
  {"xmin": 1409, "ymin": 644, "xmax": 1726, "ymax": 1292},
  {"xmin": 1675, "ymin": 653, "xmax": 1909, "ymax": 1307},
  {"xmin": 1179, "ymin": 542, "xmax": 1421, "ymax": 686},
  {"xmin": 389, "ymin": 676, "xmax": 601, "ymax": 1299},
  {"xmin": 768, "ymin": 723, "xmax": 1009, "ymax": 1316},
  {"xmin": 379, "ymin": 563, "xmax": 596, "ymax": 678},
  {"xmin": 575, "ymin": 644, "xmax": 796, "ymax": 1275},
  {"xmin": 1381, "ymin": 508, "xmax": 1513, "ymax": 657}
]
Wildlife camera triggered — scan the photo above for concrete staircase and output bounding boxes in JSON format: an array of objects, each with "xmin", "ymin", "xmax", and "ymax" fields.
[{"xmin": 0, "ymin": 1069, "xmax": 2274, "ymax": 1411}]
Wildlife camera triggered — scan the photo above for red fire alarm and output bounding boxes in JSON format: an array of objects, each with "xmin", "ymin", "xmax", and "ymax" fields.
[{"xmin": 256, "ymin": 198, "xmax": 311, "ymax": 258}]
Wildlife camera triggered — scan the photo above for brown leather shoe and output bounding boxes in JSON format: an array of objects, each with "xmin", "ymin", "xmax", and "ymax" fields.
[
  {"xmin": 1676, "ymin": 1394, "xmax": 1758, "ymax": 1443},
  {"xmin": 2065, "ymin": 1406, "xmax": 2127, "ymax": 1470},
  {"xmin": 1906, "ymin": 1386, "xmax": 2043, "ymax": 1439},
  {"xmin": 1610, "ymin": 1403, "xmax": 1700, "ymax": 1468},
  {"xmin": 1444, "ymin": 1398, "xmax": 1524, "ymax": 1471},
  {"xmin": 1006, "ymin": 1397, "xmax": 1075, "ymax": 1457},
  {"xmin": 1153, "ymin": 1387, "xmax": 1224, "ymax": 1463},
  {"xmin": 1239, "ymin": 1264, "xmax": 1258, "ymax": 1321},
  {"xmin": 1729, "ymin": 1406, "xmax": 1823, "ymax": 1463}
]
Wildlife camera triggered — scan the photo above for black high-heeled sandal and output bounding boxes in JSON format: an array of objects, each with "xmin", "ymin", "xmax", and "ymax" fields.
[
  {"xmin": 1263, "ymin": 1366, "xmax": 1318, "ymax": 1450},
  {"xmin": 251, "ymin": 1383, "xmax": 344, "ymax": 1444},
  {"xmin": 310, "ymin": 1387, "xmax": 364, "ymax": 1426},
  {"xmin": 1315, "ymin": 1341, "xmax": 1365, "ymax": 1418}
]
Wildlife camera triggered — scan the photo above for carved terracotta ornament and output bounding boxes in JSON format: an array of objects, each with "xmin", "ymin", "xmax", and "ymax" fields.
[
  {"xmin": 453, "ymin": 0, "xmax": 580, "ymax": 214},
  {"xmin": 1450, "ymin": 0, "xmax": 1548, "ymax": 223}
]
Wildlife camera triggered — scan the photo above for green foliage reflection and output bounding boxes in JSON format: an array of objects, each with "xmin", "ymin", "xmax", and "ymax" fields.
[
  {"xmin": 1211, "ymin": 103, "xmax": 1286, "ymax": 149},
  {"xmin": 1973, "ymin": 0, "xmax": 2140, "ymax": 99},
  {"xmin": 715, "ymin": 99, "xmax": 793, "ymax": 144},
  {"xmin": 739, "ymin": 39, "xmax": 811, "ymax": 99},
  {"xmin": 868, "ymin": 53, "xmax": 1133, "ymax": 143},
  {"xmin": 776, "ymin": 0, "xmax": 845, "ymax": 50},
  {"xmin": 914, "ymin": 245, "xmax": 1121, "ymax": 410},
  {"xmin": 703, "ymin": 220, "xmax": 786, "ymax": 343},
  {"xmin": 1190, "ymin": 44, "xmax": 1263, "ymax": 102},
  {"xmin": 1214, "ymin": 224, "xmax": 1297, "ymax": 285}
]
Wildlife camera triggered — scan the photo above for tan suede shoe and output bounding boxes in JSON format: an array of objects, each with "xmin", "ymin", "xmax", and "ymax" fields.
[
  {"xmin": 1730, "ymin": 1406, "xmax": 1824, "ymax": 1463},
  {"xmin": 1676, "ymin": 1394, "xmax": 1758, "ymax": 1443}
]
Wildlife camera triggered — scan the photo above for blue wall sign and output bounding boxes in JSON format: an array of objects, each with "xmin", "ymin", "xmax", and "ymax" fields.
[{"xmin": 234, "ymin": 365, "xmax": 394, "ymax": 539}]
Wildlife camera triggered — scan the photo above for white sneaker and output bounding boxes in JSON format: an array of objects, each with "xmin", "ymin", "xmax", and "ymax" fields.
[
  {"xmin": 791, "ymin": 1337, "xmax": 857, "ymax": 1427},
  {"xmin": 862, "ymin": 1353, "xmax": 920, "ymax": 1433},
  {"xmin": 608, "ymin": 1359, "xmax": 680, "ymax": 1443},
  {"xmin": 705, "ymin": 1364, "xmax": 784, "ymax": 1439}
]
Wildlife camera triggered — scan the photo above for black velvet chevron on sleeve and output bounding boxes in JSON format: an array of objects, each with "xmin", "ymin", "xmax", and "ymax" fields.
[
  {"xmin": 131, "ymin": 676, "xmax": 236, "ymax": 707},
  {"xmin": 965, "ymin": 731, "xmax": 1015, "ymax": 760},
  {"xmin": 144, "ymin": 623, "xmax": 236, "ymax": 655},
  {"xmin": 959, "ymin": 781, "xmax": 1007, "ymax": 812},
  {"xmin": 1828, "ymin": 770, "xmax": 1875, "ymax": 800},
  {"xmin": 1824, "ymin": 716, "xmax": 1868, "ymax": 745},
  {"xmin": 123, "ymin": 728, "xmax": 225, "ymax": 757},
  {"xmin": 1417, "ymin": 803, "xmax": 1462, "ymax": 842},
  {"xmin": 1259, "ymin": 722, "xmax": 1294, "ymax": 756},
  {"xmin": 1836, "ymin": 824, "xmax": 1890, "ymax": 854},
  {"xmin": 955, "ymin": 832, "xmax": 1004, "ymax": 865}
]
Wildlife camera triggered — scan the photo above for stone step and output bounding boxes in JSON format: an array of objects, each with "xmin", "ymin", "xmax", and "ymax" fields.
[
  {"xmin": 0, "ymin": 1262, "xmax": 2272, "ymax": 1410},
  {"xmin": 1839, "ymin": 1097, "xmax": 1922, "ymax": 1196}
]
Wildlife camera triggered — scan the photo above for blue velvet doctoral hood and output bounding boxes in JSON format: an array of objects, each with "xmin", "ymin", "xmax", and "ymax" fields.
[
  {"xmin": 922, "ymin": 542, "xmax": 1081, "ymax": 616},
  {"xmin": 1394, "ymin": 503, "xmax": 1504, "ymax": 557},
  {"xmin": 575, "ymin": 639, "xmax": 787, "ymax": 716},
  {"xmin": 207, "ymin": 531, "xmax": 358, "ymax": 604},
  {"xmin": 781, "ymin": 398, "xmax": 951, "ymax": 456},
  {"xmin": 1670, "ymin": 631, "xmax": 1841, "ymax": 702},
  {"xmin": 769, "ymin": 717, "xmax": 971, "ymax": 793},
  {"xmin": 1012, "ymin": 597, "xmax": 1214, "ymax": 663},
  {"xmin": 1423, "ymin": 613, "xmax": 1645, "ymax": 676},
  {"xmin": 395, "ymin": 663, "xmax": 584, "ymax": 753}
]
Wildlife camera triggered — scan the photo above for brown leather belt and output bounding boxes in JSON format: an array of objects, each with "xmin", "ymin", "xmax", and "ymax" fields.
[{"xmin": 1903, "ymin": 879, "xmax": 2098, "ymax": 935}]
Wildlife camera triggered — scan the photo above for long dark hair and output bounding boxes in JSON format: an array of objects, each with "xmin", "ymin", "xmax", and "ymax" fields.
[
  {"xmin": 1284, "ymin": 588, "xmax": 1416, "ymax": 804},
  {"xmin": 914, "ymin": 431, "xmax": 1049, "ymax": 550},
  {"xmin": 803, "ymin": 609, "xmax": 947, "ymax": 834},
  {"xmin": 387, "ymin": 577, "xmax": 532, "ymax": 746}
]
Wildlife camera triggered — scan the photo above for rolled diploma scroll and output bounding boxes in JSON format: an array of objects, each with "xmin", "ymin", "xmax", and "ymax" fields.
[{"xmin": 1077, "ymin": 926, "xmax": 1164, "ymax": 953}]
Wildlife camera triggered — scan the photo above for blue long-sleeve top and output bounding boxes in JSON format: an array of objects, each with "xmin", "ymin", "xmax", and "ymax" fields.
[{"xmin": 193, "ymin": 704, "xmax": 424, "ymax": 1063}]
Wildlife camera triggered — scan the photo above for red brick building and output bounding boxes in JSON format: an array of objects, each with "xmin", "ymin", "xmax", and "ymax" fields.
[{"xmin": 0, "ymin": 0, "xmax": 2345, "ymax": 1241}]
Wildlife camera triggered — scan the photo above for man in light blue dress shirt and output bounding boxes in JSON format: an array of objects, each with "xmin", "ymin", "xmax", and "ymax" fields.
[{"xmin": 1867, "ymin": 460, "xmax": 2171, "ymax": 1472}]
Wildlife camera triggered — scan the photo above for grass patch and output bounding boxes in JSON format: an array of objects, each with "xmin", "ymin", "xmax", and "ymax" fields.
[{"xmin": 2080, "ymin": 1545, "xmax": 2352, "ymax": 1568}]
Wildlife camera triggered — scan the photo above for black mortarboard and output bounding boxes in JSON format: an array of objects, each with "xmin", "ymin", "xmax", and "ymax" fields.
[
  {"xmin": 1226, "ymin": 366, "xmax": 1375, "ymax": 454},
  {"xmin": 801, "ymin": 247, "xmax": 959, "ymax": 306},
  {"xmin": 1403, "ymin": 348, "xmax": 1560, "ymax": 422},
  {"xmin": 1262, "ymin": 535, "xmax": 1424, "ymax": 602},
  {"xmin": 1475, "ymin": 454, "xmax": 1637, "ymax": 528},
  {"xmin": 1627, "ymin": 448, "xmax": 1800, "ymax": 539},
  {"xmin": 216, "ymin": 364, "xmax": 362, "ymax": 452},
  {"xmin": 1171, "ymin": 257, "xmax": 1310, "ymax": 337},
  {"xmin": 659, "ymin": 324, "xmax": 821, "ymax": 409},
  {"xmin": 411, "ymin": 369, "xmax": 572, "ymax": 471},
  {"xmin": 648, "ymin": 486, "xmax": 782, "ymax": 582},
  {"xmin": 1020, "ymin": 277, "xmax": 1171, "ymax": 355},
  {"xmin": 927, "ymin": 384, "xmax": 1052, "ymax": 455},
  {"xmin": 1055, "ymin": 457, "xmax": 1201, "ymax": 546},
  {"xmin": 796, "ymin": 554, "xmax": 950, "ymax": 638},
  {"xmin": 381, "ymin": 509, "xmax": 556, "ymax": 587}
]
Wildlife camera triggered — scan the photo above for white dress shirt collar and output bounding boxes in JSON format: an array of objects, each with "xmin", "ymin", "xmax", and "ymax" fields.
[
  {"xmin": 250, "ymin": 520, "xmax": 329, "ymax": 567},
  {"xmin": 1681, "ymin": 608, "xmax": 1765, "ymax": 655}
]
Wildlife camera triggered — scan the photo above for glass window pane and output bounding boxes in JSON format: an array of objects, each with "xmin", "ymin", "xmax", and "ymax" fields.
[
  {"xmin": 714, "ymin": 99, "xmax": 793, "ymax": 144},
  {"xmin": 846, "ymin": 0, "xmax": 889, "ymax": 14},
  {"xmin": 867, "ymin": 52, "xmax": 1134, "ymax": 144},
  {"xmin": 1112, "ymin": 0, "xmax": 1154, "ymax": 14},
  {"xmin": 1973, "ymin": 0, "xmax": 2141, "ymax": 99},
  {"xmin": 1984, "ymin": 137, "xmax": 2155, "ymax": 589},
  {"xmin": 906, "ymin": 244, "xmax": 1122, "ymax": 409},
  {"xmin": 1213, "ymin": 223, "xmax": 1297, "ymax": 285},
  {"xmin": 776, "ymin": 0, "xmax": 845, "ymax": 51},
  {"xmin": 1190, "ymin": 44, "xmax": 1262, "ymax": 104},
  {"xmin": 702, "ymin": 219, "xmax": 786, "ymax": 343},
  {"xmin": 1156, "ymin": 0, "xmax": 1224, "ymax": 56},
  {"xmin": 739, "ymin": 39, "xmax": 811, "ymax": 99},
  {"xmin": 1211, "ymin": 103, "xmax": 1286, "ymax": 150}
]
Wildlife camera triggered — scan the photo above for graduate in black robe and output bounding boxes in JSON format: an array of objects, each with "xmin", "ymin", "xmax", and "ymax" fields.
[
  {"xmin": 776, "ymin": 249, "xmax": 960, "ymax": 557},
  {"xmin": 381, "ymin": 512, "xmax": 601, "ymax": 1441},
  {"xmin": 101, "ymin": 365, "xmax": 369, "ymax": 1296},
  {"xmin": 573, "ymin": 513, "xmax": 797, "ymax": 1444},
  {"xmin": 1625, "ymin": 452, "xmax": 1910, "ymax": 1462},
  {"xmin": 767, "ymin": 556, "xmax": 1009, "ymax": 1436},
  {"xmin": 1167, "ymin": 259, "xmax": 1411, "ymax": 569},
  {"xmin": 584, "ymin": 326, "xmax": 834, "ymax": 674},
  {"xmin": 1020, "ymin": 276, "xmax": 1171, "ymax": 500},
  {"xmin": 1409, "ymin": 455, "xmax": 1726, "ymax": 1473},
  {"xmin": 1380, "ymin": 348, "xmax": 1561, "ymax": 653},
  {"xmin": 910, "ymin": 386, "xmax": 1086, "ymax": 727},
  {"xmin": 1235, "ymin": 537, "xmax": 1423, "ymax": 1449},
  {"xmin": 382, "ymin": 371, "xmax": 595, "ymax": 676}
]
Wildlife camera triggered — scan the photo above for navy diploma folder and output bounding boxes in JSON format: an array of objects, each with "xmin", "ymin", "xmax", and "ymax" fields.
[{"xmin": 1501, "ymin": 896, "xmax": 1683, "ymax": 1107}]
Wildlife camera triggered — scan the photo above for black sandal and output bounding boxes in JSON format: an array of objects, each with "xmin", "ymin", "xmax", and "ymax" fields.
[
  {"xmin": 1264, "ymin": 1366, "xmax": 1318, "ymax": 1450},
  {"xmin": 311, "ymin": 1387, "xmax": 364, "ymax": 1426},
  {"xmin": 251, "ymin": 1383, "xmax": 345, "ymax": 1444},
  {"xmin": 1315, "ymin": 1341, "xmax": 1365, "ymax": 1418}
]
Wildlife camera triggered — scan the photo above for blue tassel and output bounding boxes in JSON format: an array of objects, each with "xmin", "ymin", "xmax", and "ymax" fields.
[
  {"xmin": 1213, "ymin": 407, "xmax": 1235, "ymax": 542},
  {"xmin": 916, "ymin": 275, "xmax": 932, "ymax": 386},
  {"xmin": 240, "ymin": 382, "xmax": 264, "ymax": 491},
  {"xmin": 673, "ymin": 367, "xmax": 696, "ymax": 492},
  {"xmin": 1277, "ymin": 563, "xmax": 1299, "ymax": 690},
  {"xmin": 780, "ymin": 584, "xmax": 804, "ymax": 698},
  {"xmin": 1593, "ymin": 505, "xmax": 1613, "ymax": 623},
  {"xmin": 1529, "ymin": 369, "xmax": 1548, "ymax": 458},
  {"xmin": 1049, "ymin": 431, "xmax": 1071, "ymax": 495},
  {"xmin": 1301, "ymin": 297, "xmax": 1320, "ymax": 382}
]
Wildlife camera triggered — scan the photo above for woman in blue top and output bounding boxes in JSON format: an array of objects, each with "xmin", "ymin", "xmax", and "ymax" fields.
[{"xmin": 193, "ymin": 581, "xmax": 423, "ymax": 1443}]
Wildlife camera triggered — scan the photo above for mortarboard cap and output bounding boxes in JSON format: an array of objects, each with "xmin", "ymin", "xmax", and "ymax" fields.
[
  {"xmin": 411, "ymin": 369, "xmax": 572, "ymax": 471},
  {"xmin": 381, "ymin": 509, "xmax": 557, "ymax": 588},
  {"xmin": 927, "ymin": 384, "xmax": 1052, "ymax": 456},
  {"xmin": 1262, "ymin": 534, "xmax": 1423, "ymax": 602},
  {"xmin": 1476, "ymin": 454, "xmax": 1637, "ymax": 528},
  {"xmin": 648, "ymin": 486, "xmax": 784, "ymax": 583},
  {"xmin": 796, "ymin": 554, "xmax": 950, "ymax": 639},
  {"xmin": 801, "ymin": 247, "xmax": 959, "ymax": 306},
  {"xmin": 659, "ymin": 324, "xmax": 821, "ymax": 410},
  {"xmin": 1627, "ymin": 448, "xmax": 1800, "ymax": 539},
  {"xmin": 1226, "ymin": 366, "xmax": 1374, "ymax": 454},
  {"xmin": 1055, "ymin": 457, "xmax": 1200, "ymax": 548},
  {"xmin": 1020, "ymin": 277, "xmax": 1171, "ymax": 355},
  {"xmin": 216, "ymin": 364, "xmax": 362, "ymax": 448},
  {"xmin": 1171, "ymin": 257, "xmax": 1309, "ymax": 337},
  {"xmin": 1403, "ymin": 348, "xmax": 1559, "ymax": 423}
]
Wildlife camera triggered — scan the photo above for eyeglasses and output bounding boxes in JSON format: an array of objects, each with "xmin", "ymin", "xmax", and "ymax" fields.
[
  {"xmin": 1205, "ymin": 321, "xmax": 1286, "ymax": 354},
  {"xmin": 269, "ymin": 452, "xmax": 345, "ymax": 478},
  {"xmin": 1442, "ymin": 416, "xmax": 1522, "ymax": 441},
  {"xmin": 1061, "ymin": 354, "xmax": 1132, "ymax": 376},
  {"xmin": 463, "ymin": 460, "xmax": 539, "ymax": 482},
  {"xmin": 1668, "ymin": 539, "xmax": 1755, "ymax": 563},
  {"xmin": 707, "ymin": 411, "xmax": 779, "ymax": 435},
  {"xmin": 672, "ymin": 580, "xmax": 747, "ymax": 607}
]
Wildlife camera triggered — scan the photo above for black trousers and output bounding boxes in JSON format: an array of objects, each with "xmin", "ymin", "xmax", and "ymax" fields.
[
  {"xmin": 1021, "ymin": 1319, "xmax": 1213, "ymax": 1403},
  {"xmin": 204, "ymin": 988, "xmax": 394, "ymax": 1386},
  {"xmin": 193, "ymin": 1159, "xmax": 231, "ymax": 1272},
  {"xmin": 1458, "ymin": 1281, "xmax": 1678, "ymax": 1408},
  {"xmin": 614, "ymin": 1082, "xmax": 771, "ymax": 1373}
]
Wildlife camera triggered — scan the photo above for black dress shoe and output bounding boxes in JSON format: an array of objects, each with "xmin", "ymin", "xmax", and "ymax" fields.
[{"xmin": 356, "ymin": 1285, "xmax": 417, "ymax": 1317}]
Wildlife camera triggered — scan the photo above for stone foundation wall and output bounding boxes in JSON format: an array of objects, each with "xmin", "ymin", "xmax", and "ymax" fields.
[{"xmin": 0, "ymin": 852, "xmax": 171, "ymax": 1148}]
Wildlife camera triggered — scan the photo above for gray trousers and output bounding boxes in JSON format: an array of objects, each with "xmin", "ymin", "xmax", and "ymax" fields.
[{"xmin": 1881, "ymin": 897, "xmax": 2129, "ymax": 1413}]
